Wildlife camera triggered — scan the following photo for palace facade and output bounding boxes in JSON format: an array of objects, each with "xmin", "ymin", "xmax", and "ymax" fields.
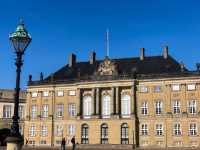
[
  {"xmin": 24, "ymin": 47, "xmax": 200, "ymax": 148},
  {"xmin": 0, "ymin": 89, "xmax": 26, "ymax": 134}
]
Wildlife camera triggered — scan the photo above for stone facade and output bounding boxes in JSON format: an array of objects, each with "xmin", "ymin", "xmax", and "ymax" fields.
[
  {"xmin": 24, "ymin": 49, "xmax": 200, "ymax": 148},
  {"xmin": 0, "ymin": 89, "xmax": 26, "ymax": 135}
]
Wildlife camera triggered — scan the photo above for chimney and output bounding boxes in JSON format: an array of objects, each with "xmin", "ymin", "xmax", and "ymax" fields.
[
  {"xmin": 40, "ymin": 72, "xmax": 43, "ymax": 81},
  {"xmin": 89, "ymin": 51, "xmax": 96, "ymax": 64},
  {"xmin": 28, "ymin": 74, "xmax": 32, "ymax": 82},
  {"xmin": 140, "ymin": 48, "xmax": 145, "ymax": 61},
  {"xmin": 163, "ymin": 46, "xmax": 169, "ymax": 59},
  {"xmin": 68, "ymin": 53, "xmax": 76, "ymax": 67},
  {"xmin": 180, "ymin": 62, "xmax": 185, "ymax": 72}
]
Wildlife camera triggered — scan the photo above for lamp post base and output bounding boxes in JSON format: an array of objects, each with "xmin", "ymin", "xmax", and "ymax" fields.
[{"xmin": 6, "ymin": 136, "xmax": 23, "ymax": 150}]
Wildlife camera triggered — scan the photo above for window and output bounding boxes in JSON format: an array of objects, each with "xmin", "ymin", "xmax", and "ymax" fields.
[
  {"xmin": 121, "ymin": 123, "xmax": 129, "ymax": 144},
  {"xmin": 173, "ymin": 101, "xmax": 180, "ymax": 114},
  {"xmin": 174, "ymin": 123, "xmax": 181, "ymax": 136},
  {"xmin": 31, "ymin": 92, "xmax": 38, "ymax": 97},
  {"xmin": 121, "ymin": 95, "xmax": 131, "ymax": 116},
  {"xmin": 43, "ymin": 91, "xmax": 49, "ymax": 97},
  {"xmin": 42, "ymin": 104, "xmax": 48, "ymax": 118},
  {"xmin": 187, "ymin": 84, "xmax": 196, "ymax": 91},
  {"xmin": 68, "ymin": 124, "xmax": 75, "ymax": 136},
  {"xmin": 172, "ymin": 85, "xmax": 180, "ymax": 91},
  {"xmin": 40, "ymin": 140, "xmax": 46, "ymax": 145},
  {"xmin": 29, "ymin": 124, "xmax": 36, "ymax": 137},
  {"xmin": 29, "ymin": 140, "xmax": 35, "ymax": 145},
  {"xmin": 156, "ymin": 124, "xmax": 163, "ymax": 136},
  {"xmin": 141, "ymin": 101, "xmax": 148, "ymax": 115},
  {"xmin": 101, "ymin": 124, "xmax": 108, "ymax": 144},
  {"xmin": 18, "ymin": 105, "xmax": 24, "ymax": 119},
  {"xmin": 154, "ymin": 85, "xmax": 162, "ymax": 92},
  {"xmin": 189, "ymin": 123, "xmax": 197, "ymax": 136},
  {"xmin": 31, "ymin": 105, "xmax": 37, "ymax": 118},
  {"xmin": 57, "ymin": 91, "xmax": 64, "ymax": 97},
  {"xmin": 19, "ymin": 125, "xmax": 23, "ymax": 135},
  {"xmin": 55, "ymin": 125, "xmax": 63, "ymax": 136},
  {"xmin": 188, "ymin": 100, "xmax": 196, "ymax": 114},
  {"xmin": 102, "ymin": 95, "xmax": 111, "ymax": 117},
  {"xmin": 141, "ymin": 124, "xmax": 148, "ymax": 135},
  {"xmin": 140, "ymin": 86, "xmax": 148, "ymax": 93},
  {"xmin": 56, "ymin": 104, "xmax": 64, "ymax": 118},
  {"xmin": 155, "ymin": 101, "xmax": 162, "ymax": 115},
  {"xmin": 69, "ymin": 90, "xmax": 76, "ymax": 96},
  {"xmin": 41, "ymin": 125, "xmax": 48, "ymax": 137},
  {"xmin": 81, "ymin": 124, "xmax": 89, "ymax": 144},
  {"xmin": 68, "ymin": 103, "xmax": 76, "ymax": 117},
  {"xmin": 3, "ymin": 105, "xmax": 12, "ymax": 118},
  {"xmin": 83, "ymin": 96, "xmax": 92, "ymax": 118}
]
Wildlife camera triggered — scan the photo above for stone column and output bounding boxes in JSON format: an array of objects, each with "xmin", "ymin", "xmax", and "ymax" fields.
[
  {"xmin": 99, "ymin": 88, "xmax": 102, "ymax": 116},
  {"xmin": 78, "ymin": 89, "xmax": 83, "ymax": 118},
  {"xmin": 116, "ymin": 87, "xmax": 120, "ymax": 115},
  {"xmin": 112, "ymin": 87, "xmax": 116, "ymax": 114},
  {"xmin": 96, "ymin": 88, "xmax": 99, "ymax": 115},
  {"xmin": 92, "ymin": 88, "xmax": 96, "ymax": 115}
]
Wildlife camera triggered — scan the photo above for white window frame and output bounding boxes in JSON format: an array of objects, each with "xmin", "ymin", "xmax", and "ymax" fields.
[
  {"xmin": 31, "ymin": 105, "xmax": 37, "ymax": 118},
  {"xmin": 83, "ymin": 95, "xmax": 92, "ymax": 118},
  {"xmin": 188, "ymin": 100, "xmax": 196, "ymax": 114},
  {"xmin": 68, "ymin": 103, "xmax": 76, "ymax": 117},
  {"xmin": 154, "ymin": 85, "xmax": 162, "ymax": 92},
  {"xmin": 121, "ymin": 94, "xmax": 131, "ymax": 116},
  {"xmin": 18, "ymin": 105, "xmax": 24, "ymax": 119},
  {"xmin": 41, "ymin": 125, "xmax": 48, "ymax": 137},
  {"xmin": 3, "ymin": 105, "xmax": 12, "ymax": 118},
  {"xmin": 68, "ymin": 90, "xmax": 76, "ymax": 96},
  {"xmin": 173, "ymin": 100, "xmax": 181, "ymax": 114},
  {"xmin": 29, "ymin": 124, "xmax": 36, "ymax": 137},
  {"xmin": 141, "ymin": 124, "xmax": 148, "ymax": 135},
  {"xmin": 172, "ymin": 85, "xmax": 180, "ymax": 91},
  {"xmin": 189, "ymin": 123, "xmax": 197, "ymax": 136},
  {"xmin": 55, "ymin": 125, "xmax": 63, "ymax": 136},
  {"xmin": 56, "ymin": 104, "xmax": 64, "ymax": 118},
  {"xmin": 102, "ymin": 95, "xmax": 111, "ymax": 117},
  {"xmin": 68, "ymin": 124, "xmax": 75, "ymax": 136},
  {"xmin": 140, "ymin": 86, "xmax": 148, "ymax": 93},
  {"xmin": 155, "ymin": 101, "xmax": 162, "ymax": 115},
  {"xmin": 57, "ymin": 91, "xmax": 64, "ymax": 97},
  {"xmin": 156, "ymin": 124, "xmax": 163, "ymax": 136},
  {"xmin": 187, "ymin": 84, "xmax": 196, "ymax": 91},
  {"xmin": 141, "ymin": 101, "xmax": 148, "ymax": 115},
  {"xmin": 43, "ymin": 91, "xmax": 49, "ymax": 97},
  {"xmin": 174, "ymin": 123, "xmax": 181, "ymax": 136},
  {"xmin": 42, "ymin": 104, "xmax": 49, "ymax": 118},
  {"xmin": 31, "ymin": 92, "xmax": 38, "ymax": 97}
]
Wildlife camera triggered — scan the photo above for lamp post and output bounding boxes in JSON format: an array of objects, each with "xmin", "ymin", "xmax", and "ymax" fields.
[{"xmin": 6, "ymin": 20, "xmax": 31, "ymax": 150}]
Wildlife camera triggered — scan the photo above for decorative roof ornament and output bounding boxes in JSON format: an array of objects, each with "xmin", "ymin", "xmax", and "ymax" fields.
[{"xmin": 97, "ymin": 56, "xmax": 118, "ymax": 76}]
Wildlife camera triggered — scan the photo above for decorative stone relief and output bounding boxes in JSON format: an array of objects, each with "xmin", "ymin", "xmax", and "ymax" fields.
[{"xmin": 97, "ymin": 57, "xmax": 118, "ymax": 76}]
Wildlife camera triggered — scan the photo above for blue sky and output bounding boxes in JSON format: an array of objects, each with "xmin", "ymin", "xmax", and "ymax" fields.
[{"xmin": 0, "ymin": 0, "xmax": 200, "ymax": 89}]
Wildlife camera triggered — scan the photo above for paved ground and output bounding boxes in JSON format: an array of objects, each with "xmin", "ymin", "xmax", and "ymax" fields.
[{"xmin": 1, "ymin": 146, "xmax": 200, "ymax": 150}]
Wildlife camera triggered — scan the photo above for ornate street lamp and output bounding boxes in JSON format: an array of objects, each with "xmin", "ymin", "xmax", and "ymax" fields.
[{"xmin": 6, "ymin": 20, "xmax": 31, "ymax": 149}]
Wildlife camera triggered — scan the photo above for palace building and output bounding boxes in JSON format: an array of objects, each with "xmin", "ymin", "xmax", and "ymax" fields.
[
  {"xmin": 24, "ymin": 46, "xmax": 200, "ymax": 148},
  {"xmin": 0, "ymin": 89, "xmax": 26, "ymax": 134}
]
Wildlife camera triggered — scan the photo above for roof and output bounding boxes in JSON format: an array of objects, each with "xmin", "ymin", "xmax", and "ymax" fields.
[{"xmin": 27, "ymin": 54, "xmax": 199, "ymax": 86}]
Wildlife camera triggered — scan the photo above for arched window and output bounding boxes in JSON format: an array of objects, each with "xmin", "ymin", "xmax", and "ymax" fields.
[
  {"xmin": 121, "ymin": 95, "xmax": 131, "ymax": 116},
  {"xmin": 101, "ymin": 123, "xmax": 108, "ymax": 144},
  {"xmin": 81, "ymin": 124, "xmax": 89, "ymax": 144},
  {"xmin": 102, "ymin": 95, "xmax": 111, "ymax": 117},
  {"xmin": 121, "ymin": 123, "xmax": 129, "ymax": 144},
  {"xmin": 83, "ymin": 95, "xmax": 92, "ymax": 118}
]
